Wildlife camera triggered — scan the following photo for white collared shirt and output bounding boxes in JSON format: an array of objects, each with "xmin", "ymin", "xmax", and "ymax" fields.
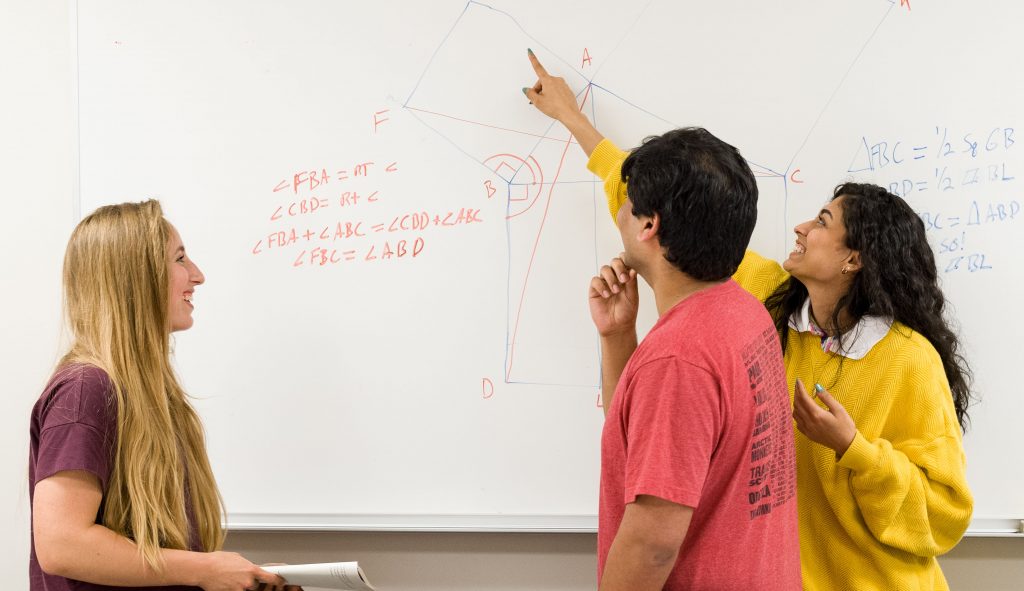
[{"xmin": 788, "ymin": 299, "xmax": 893, "ymax": 360}]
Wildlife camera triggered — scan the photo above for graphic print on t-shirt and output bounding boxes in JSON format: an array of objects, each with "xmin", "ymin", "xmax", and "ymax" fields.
[{"xmin": 742, "ymin": 326, "xmax": 797, "ymax": 520}]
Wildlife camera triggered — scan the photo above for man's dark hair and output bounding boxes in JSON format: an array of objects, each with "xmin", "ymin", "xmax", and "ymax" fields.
[{"xmin": 621, "ymin": 127, "xmax": 758, "ymax": 281}]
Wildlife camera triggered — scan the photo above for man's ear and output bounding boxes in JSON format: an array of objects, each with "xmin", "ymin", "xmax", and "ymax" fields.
[{"xmin": 637, "ymin": 212, "xmax": 660, "ymax": 243}]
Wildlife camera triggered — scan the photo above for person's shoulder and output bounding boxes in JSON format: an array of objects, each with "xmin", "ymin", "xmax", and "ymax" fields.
[
  {"xmin": 869, "ymin": 323, "xmax": 952, "ymax": 402},
  {"xmin": 50, "ymin": 363, "xmax": 114, "ymax": 398},
  {"xmin": 733, "ymin": 250, "xmax": 789, "ymax": 302},
  {"xmin": 877, "ymin": 322, "xmax": 943, "ymax": 365},
  {"xmin": 722, "ymin": 277, "xmax": 769, "ymax": 306},
  {"xmin": 35, "ymin": 363, "xmax": 115, "ymax": 430},
  {"xmin": 690, "ymin": 279, "xmax": 772, "ymax": 325}
]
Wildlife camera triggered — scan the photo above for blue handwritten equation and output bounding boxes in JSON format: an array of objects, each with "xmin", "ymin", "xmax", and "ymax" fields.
[
  {"xmin": 848, "ymin": 126, "xmax": 1015, "ymax": 197},
  {"xmin": 847, "ymin": 125, "xmax": 1019, "ymax": 274}
]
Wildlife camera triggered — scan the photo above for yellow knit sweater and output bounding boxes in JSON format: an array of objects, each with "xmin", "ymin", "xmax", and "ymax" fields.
[{"xmin": 589, "ymin": 138, "xmax": 973, "ymax": 590}]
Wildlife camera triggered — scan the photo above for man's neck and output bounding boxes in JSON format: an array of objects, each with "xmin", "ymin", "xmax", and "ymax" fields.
[{"xmin": 646, "ymin": 263, "xmax": 724, "ymax": 317}]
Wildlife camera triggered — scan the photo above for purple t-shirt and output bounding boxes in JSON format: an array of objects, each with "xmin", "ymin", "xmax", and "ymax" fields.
[{"xmin": 29, "ymin": 364, "xmax": 203, "ymax": 591}]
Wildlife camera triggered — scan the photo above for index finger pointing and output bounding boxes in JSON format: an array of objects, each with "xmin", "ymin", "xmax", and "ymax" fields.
[{"xmin": 527, "ymin": 48, "xmax": 548, "ymax": 77}]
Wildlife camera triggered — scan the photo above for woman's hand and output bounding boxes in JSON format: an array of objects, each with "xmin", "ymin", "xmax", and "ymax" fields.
[
  {"xmin": 521, "ymin": 49, "xmax": 604, "ymax": 156},
  {"xmin": 792, "ymin": 379, "xmax": 857, "ymax": 457},
  {"xmin": 522, "ymin": 49, "xmax": 584, "ymax": 123},
  {"xmin": 194, "ymin": 552, "xmax": 288, "ymax": 591},
  {"xmin": 255, "ymin": 563, "xmax": 303, "ymax": 591}
]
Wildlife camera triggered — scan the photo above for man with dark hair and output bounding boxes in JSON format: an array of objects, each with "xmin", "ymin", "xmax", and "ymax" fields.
[
  {"xmin": 621, "ymin": 127, "xmax": 758, "ymax": 281},
  {"xmin": 525, "ymin": 52, "xmax": 800, "ymax": 590}
]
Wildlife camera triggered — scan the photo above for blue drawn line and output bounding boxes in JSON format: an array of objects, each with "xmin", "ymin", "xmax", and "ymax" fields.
[
  {"xmin": 589, "ymin": 82, "xmax": 679, "ymax": 128},
  {"xmin": 588, "ymin": 0, "xmax": 658, "ymax": 82},
  {"xmin": 466, "ymin": 1, "xmax": 589, "ymax": 82},
  {"xmin": 504, "ymin": 378, "xmax": 600, "ymax": 389},
  {"xmin": 404, "ymin": 108, "xmax": 509, "ymax": 184},
  {"xmin": 406, "ymin": 105, "xmax": 583, "ymax": 145},
  {"xmin": 508, "ymin": 84, "xmax": 592, "ymax": 186},
  {"xmin": 403, "ymin": 2, "xmax": 472, "ymax": 107},
  {"xmin": 846, "ymin": 136, "xmax": 871, "ymax": 173},
  {"xmin": 590, "ymin": 87, "xmax": 602, "ymax": 389},
  {"xmin": 782, "ymin": 167, "xmax": 790, "ymax": 261},
  {"xmin": 504, "ymin": 180, "xmax": 513, "ymax": 380},
  {"xmin": 590, "ymin": 83, "xmax": 785, "ymax": 178},
  {"xmin": 407, "ymin": 0, "xmax": 588, "ymax": 109},
  {"xmin": 785, "ymin": 1, "xmax": 896, "ymax": 172}
]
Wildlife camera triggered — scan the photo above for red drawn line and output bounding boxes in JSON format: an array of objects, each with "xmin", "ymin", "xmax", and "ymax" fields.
[
  {"xmin": 273, "ymin": 180, "xmax": 289, "ymax": 192},
  {"xmin": 506, "ymin": 83, "xmax": 593, "ymax": 380},
  {"xmin": 484, "ymin": 152, "xmax": 545, "ymax": 219},
  {"xmin": 747, "ymin": 165, "xmax": 783, "ymax": 178},
  {"xmin": 406, "ymin": 106, "xmax": 578, "ymax": 145},
  {"xmin": 505, "ymin": 154, "xmax": 544, "ymax": 220}
]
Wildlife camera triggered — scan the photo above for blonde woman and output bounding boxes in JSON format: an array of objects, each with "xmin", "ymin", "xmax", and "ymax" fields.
[{"xmin": 29, "ymin": 200, "xmax": 295, "ymax": 591}]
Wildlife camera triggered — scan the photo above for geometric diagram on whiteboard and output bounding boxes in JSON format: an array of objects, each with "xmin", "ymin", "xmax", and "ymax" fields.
[
  {"xmin": 405, "ymin": 2, "xmax": 606, "ymax": 388},
  {"xmin": 403, "ymin": 1, "xmax": 896, "ymax": 388},
  {"xmin": 482, "ymin": 153, "xmax": 544, "ymax": 218},
  {"xmin": 399, "ymin": 1, "xmax": 765, "ymax": 388}
]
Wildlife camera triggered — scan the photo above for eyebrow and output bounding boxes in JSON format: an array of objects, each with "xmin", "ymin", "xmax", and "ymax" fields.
[{"xmin": 819, "ymin": 209, "xmax": 834, "ymax": 220}]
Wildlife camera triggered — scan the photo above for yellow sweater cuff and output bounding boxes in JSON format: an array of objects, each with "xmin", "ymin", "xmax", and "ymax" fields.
[
  {"xmin": 587, "ymin": 138, "xmax": 629, "ymax": 221},
  {"xmin": 837, "ymin": 431, "xmax": 880, "ymax": 473},
  {"xmin": 587, "ymin": 138, "xmax": 624, "ymax": 177}
]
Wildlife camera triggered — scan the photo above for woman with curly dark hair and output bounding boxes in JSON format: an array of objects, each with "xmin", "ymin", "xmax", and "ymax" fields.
[
  {"xmin": 732, "ymin": 183, "xmax": 974, "ymax": 590},
  {"xmin": 523, "ymin": 52, "xmax": 974, "ymax": 590}
]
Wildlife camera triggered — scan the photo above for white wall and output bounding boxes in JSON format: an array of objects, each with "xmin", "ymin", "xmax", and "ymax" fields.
[
  {"xmin": 2, "ymin": 2, "xmax": 1021, "ymax": 589},
  {"xmin": 1, "ymin": 0, "xmax": 76, "ymax": 588}
]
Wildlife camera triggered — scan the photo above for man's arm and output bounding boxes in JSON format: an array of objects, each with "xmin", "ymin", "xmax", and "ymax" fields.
[
  {"xmin": 599, "ymin": 495, "xmax": 693, "ymax": 591},
  {"xmin": 600, "ymin": 333, "xmax": 637, "ymax": 415},
  {"xmin": 589, "ymin": 256, "xmax": 639, "ymax": 414}
]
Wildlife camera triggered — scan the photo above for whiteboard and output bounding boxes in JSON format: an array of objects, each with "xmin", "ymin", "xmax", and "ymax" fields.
[{"xmin": 75, "ymin": 0, "xmax": 1023, "ymax": 533}]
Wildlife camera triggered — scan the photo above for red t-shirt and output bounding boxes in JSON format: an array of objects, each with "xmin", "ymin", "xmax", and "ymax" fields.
[
  {"xmin": 599, "ymin": 280, "xmax": 800, "ymax": 590},
  {"xmin": 29, "ymin": 364, "xmax": 203, "ymax": 591}
]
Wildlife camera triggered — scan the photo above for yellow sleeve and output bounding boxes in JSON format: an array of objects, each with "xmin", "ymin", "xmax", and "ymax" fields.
[
  {"xmin": 837, "ymin": 345, "xmax": 974, "ymax": 557},
  {"xmin": 732, "ymin": 250, "xmax": 790, "ymax": 304},
  {"xmin": 586, "ymin": 138, "xmax": 629, "ymax": 223}
]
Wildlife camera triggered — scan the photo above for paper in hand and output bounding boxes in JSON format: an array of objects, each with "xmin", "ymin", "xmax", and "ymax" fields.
[{"xmin": 263, "ymin": 561, "xmax": 375, "ymax": 590}]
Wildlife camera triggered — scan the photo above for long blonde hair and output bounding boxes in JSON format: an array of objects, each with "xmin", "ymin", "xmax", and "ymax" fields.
[{"xmin": 60, "ymin": 199, "xmax": 224, "ymax": 570}]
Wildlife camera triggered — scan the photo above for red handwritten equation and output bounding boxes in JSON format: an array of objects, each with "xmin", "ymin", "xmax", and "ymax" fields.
[{"xmin": 251, "ymin": 158, "xmax": 485, "ymax": 268}]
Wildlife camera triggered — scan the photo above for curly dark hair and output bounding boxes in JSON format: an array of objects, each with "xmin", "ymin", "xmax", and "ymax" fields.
[
  {"xmin": 621, "ymin": 127, "xmax": 758, "ymax": 281},
  {"xmin": 764, "ymin": 182, "xmax": 974, "ymax": 430}
]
